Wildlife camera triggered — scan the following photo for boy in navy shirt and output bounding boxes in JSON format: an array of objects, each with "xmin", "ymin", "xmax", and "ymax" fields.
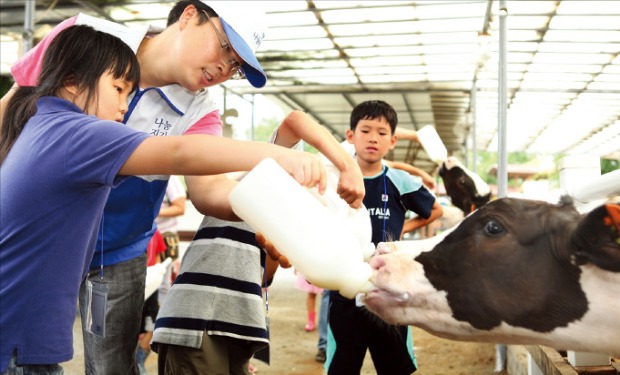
[{"xmin": 326, "ymin": 100, "xmax": 443, "ymax": 375}]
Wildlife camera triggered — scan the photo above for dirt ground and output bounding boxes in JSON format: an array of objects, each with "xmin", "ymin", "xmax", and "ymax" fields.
[
  {"xmin": 64, "ymin": 266, "xmax": 506, "ymax": 375},
  {"xmin": 246, "ymin": 267, "xmax": 505, "ymax": 375}
]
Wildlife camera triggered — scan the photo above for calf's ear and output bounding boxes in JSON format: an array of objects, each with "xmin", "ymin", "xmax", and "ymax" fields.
[{"xmin": 572, "ymin": 203, "xmax": 620, "ymax": 272}]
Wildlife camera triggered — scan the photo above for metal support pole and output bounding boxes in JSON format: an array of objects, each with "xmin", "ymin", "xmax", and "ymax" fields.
[
  {"xmin": 250, "ymin": 94, "xmax": 256, "ymax": 141},
  {"xmin": 471, "ymin": 77, "xmax": 478, "ymax": 173},
  {"xmin": 22, "ymin": 0, "xmax": 36, "ymax": 54},
  {"xmin": 495, "ymin": 3, "xmax": 509, "ymax": 371},
  {"xmin": 497, "ymin": 0, "xmax": 508, "ymax": 198}
]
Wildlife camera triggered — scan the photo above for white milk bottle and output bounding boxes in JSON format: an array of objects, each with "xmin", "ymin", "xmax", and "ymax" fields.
[
  {"xmin": 229, "ymin": 157, "xmax": 375, "ymax": 298},
  {"xmin": 416, "ymin": 124, "xmax": 448, "ymax": 164}
]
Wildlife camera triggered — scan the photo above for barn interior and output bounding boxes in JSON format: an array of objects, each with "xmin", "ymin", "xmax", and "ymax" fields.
[
  {"xmin": 1, "ymin": 2, "xmax": 619, "ymax": 374},
  {"xmin": 2, "ymin": 0, "xmax": 619, "ymax": 179}
]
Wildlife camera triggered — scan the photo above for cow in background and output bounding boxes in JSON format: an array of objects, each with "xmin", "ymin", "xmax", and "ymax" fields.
[
  {"xmin": 364, "ymin": 197, "xmax": 620, "ymax": 356},
  {"xmin": 439, "ymin": 156, "xmax": 491, "ymax": 214}
]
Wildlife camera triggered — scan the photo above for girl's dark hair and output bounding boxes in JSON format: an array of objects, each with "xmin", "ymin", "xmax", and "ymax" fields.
[
  {"xmin": 0, "ymin": 25, "xmax": 140, "ymax": 163},
  {"xmin": 350, "ymin": 100, "xmax": 398, "ymax": 133},
  {"xmin": 167, "ymin": 0, "xmax": 216, "ymax": 26}
]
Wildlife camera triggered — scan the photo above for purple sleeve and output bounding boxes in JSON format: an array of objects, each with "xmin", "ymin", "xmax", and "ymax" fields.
[{"xmin": 65, "ymin": 119, "xmax": 150, "ymax": 186}]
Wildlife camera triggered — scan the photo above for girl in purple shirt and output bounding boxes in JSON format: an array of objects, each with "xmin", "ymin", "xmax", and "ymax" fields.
[{"xmin": 0, "ymin": 24, "xmax": 327, "ymax": 374}]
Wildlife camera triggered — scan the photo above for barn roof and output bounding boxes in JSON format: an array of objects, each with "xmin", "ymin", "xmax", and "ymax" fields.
[{"xmin": 2, "ymin": 1, "xmax": 619, "ymax": 172}]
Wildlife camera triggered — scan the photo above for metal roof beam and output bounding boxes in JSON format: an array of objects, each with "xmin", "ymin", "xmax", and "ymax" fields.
[{"xmin": 278, "ymin": 92, "xmax": 344, "ymax": 141}]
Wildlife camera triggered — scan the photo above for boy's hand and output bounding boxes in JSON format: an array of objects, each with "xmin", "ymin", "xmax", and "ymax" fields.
[
  {"xmin": 336, "ymin": 166, "xmax": 365, "ymax": 209},
  {"xmin": 256, "ymin": 232, "xmax": 291, "ymax": 268},
  {"xmin": 419, "ymin": 171, "xmax": 436, "ymax": 190},
  {"xmin": 275, "ymin": 151, "xmax": 327, "ymax": 194}
]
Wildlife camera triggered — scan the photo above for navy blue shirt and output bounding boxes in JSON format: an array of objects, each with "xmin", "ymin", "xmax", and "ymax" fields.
[
  {"xmin": 332, "ymin": 165, "xmax": 436, "ymax": 301},
  {"xmin": 363, "ymin": 165, "xmax": 435, "ymax": 245}
]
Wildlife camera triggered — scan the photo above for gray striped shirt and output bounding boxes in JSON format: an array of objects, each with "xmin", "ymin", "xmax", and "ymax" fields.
[{"xmin": 152, "ymin": 216, "xmax": 268, "ymax": 352}]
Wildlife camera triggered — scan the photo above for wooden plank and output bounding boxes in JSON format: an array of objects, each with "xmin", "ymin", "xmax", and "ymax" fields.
[
  {"xmin": 575, "ymin": 366, "xmax": 618, "ymax": 375},
  {"xmin": 611, "ymin": 357, "xmax": 620, "ymax": 372},
  {"xmin": 526, "ymin": 345, "xmax": 579, "ymax": 375}
]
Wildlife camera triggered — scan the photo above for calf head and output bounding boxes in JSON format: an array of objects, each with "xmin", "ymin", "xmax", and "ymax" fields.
[
  {"xmin": 439, "ymin": 156, "xmax": 491, "ymax": 214},
  {"xmin": 364, "ymin": 198, "xmax": 620, "ymax": 354}
]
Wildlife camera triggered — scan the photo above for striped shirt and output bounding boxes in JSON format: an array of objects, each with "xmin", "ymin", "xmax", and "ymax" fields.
[{"xmin": 152, "ymin": 217, "xmax": 268, "ymax": 352}]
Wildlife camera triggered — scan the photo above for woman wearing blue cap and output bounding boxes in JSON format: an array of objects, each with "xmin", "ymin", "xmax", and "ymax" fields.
[{"xmin": 0, "ymin": 1, "xmax": 295, "ymax": 374}]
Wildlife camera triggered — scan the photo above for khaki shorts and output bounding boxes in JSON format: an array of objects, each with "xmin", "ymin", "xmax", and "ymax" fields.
[{"xmin": 156, "ymin": 332, "xmax": 255, "ymax": 375}]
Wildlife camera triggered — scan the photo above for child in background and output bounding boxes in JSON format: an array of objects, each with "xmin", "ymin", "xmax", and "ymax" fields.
[
  {"xmin": 0, "ymin": 25, "xmax": 328, "ymax": 374},
  {"xmin": 155, "ymin": 175, "xmax": 187, "ymax": 308},
  {"xmin": 294, "ymin": 271, "xmax": 323, "ymax": 332},
  {"xmin": 325, "ymin": 100, "xmax": 443, "ymax": 375},
  {"xmin": 314, "ymin": 289, "xmax": 330, "ymax": 363},
  {"xmin": 137, "ymin": 230, "xmax": 168, "ymax": 374},
  {"xmin": 155, "ymin": 175, "xmax": 186, "ymax": 264}
]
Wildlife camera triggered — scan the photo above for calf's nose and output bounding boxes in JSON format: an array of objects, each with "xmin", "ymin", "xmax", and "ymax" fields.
[{"xmin": 369, "ymin": 255, "xmax": 386, "ymax": 270}]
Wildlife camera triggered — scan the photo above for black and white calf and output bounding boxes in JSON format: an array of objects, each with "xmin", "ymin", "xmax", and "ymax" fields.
[
  {"xmin": 364, "ymin": 197, "xmax": 620, "ymax": 355},
  {"xmin": 439, "ymin": 156, "xmax": 491, "ymax": 214}
]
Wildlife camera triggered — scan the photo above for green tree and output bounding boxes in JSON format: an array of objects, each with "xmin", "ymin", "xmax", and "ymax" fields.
[
  {"xmin": 249, "ymin": 116, "xmax": 280, "ymax": 143},
  {"xmin": 601, "ymin": 158, "xmax": 619, "ymax": 174},
  {"xmin": 248, "ymin": 116, "xmax": 318, "ymax": 154},
  {"xmin": 471, "ymin": 150, "xmax": 560, "ymax": 187},
  {"xmin": 1, "ymin": 75, "xmax": 14, "ymax": 97}
]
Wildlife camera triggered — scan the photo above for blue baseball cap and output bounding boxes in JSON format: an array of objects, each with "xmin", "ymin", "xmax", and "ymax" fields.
[{"xmin": 204, "ymin": 1, "xmax": 268, "ymax": 88}]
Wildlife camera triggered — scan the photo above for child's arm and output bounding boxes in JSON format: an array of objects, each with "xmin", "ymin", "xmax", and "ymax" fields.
[
  {"xmin": 119, "ymin": 134, "xmax": 327, "ymax": 193},
  {"xmin": 257, "ymin": 232, "xmax": 291, "ymax": 268},
  {"xmin": 394, "ymin": 127, "xmax": 420, "ymax": 143},
  {"xmin": 185, "ymin": 174, "xmax": 240, "ymax": 221},
  {"xmin": 157, "ymin": 176, "xmax": 186, "ymax": 218},
  {"xmin": 257, "ymin": 232, "xmax": 291, "ymax": 285},
  {"xmin": 275, "ymin": 110, "xmax": 365, "ymax": 208},
  {"xmin": 263, "ymin": 250, "xmax": 285, "ymax": 287},
  {"xmin": 385, "ymin": 160, "xmax": 436, "ymax": 190},
  {"xmin": 157, "ymin": 196, "xmax": 185, "ymax": 218},
  {"xmin": 264, "ymin": 256, "xmax": 280, "ymax": 284},
  {"xmin": 184, "ymin": 110, "xmax": 365, "ymax": 220},
  {"xmin": 400, "ymin": 200, "xmax": 444, "ymax": 237}
]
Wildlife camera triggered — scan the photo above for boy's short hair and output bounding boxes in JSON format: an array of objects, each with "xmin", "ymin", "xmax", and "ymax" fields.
[{"xmin": 350, "ymin": 100, "xmax": 398, "ymax": 133}]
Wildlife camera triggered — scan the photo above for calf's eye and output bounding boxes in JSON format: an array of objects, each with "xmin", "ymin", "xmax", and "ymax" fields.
[{"xmin": 484, "ymin": 220, "xmax": 505, "ymax": 236}]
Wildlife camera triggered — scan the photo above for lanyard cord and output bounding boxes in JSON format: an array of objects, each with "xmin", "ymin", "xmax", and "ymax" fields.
[
  {"xmin": 263, "ymin": 260, "xmax": 269, "ymax": 314},
  {"xmin": 382, "ymin": 168, "xmax": 388, "ymax": 242},
  {"xmin": 99, "ymin": 214, "xmax": 104, "ymax": 281}
]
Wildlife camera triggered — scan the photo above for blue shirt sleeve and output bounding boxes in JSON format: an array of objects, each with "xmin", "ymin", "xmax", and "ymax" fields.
[{"xmin": 387, "ymin": 167, "xmax": 436, "ymax": 219}]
